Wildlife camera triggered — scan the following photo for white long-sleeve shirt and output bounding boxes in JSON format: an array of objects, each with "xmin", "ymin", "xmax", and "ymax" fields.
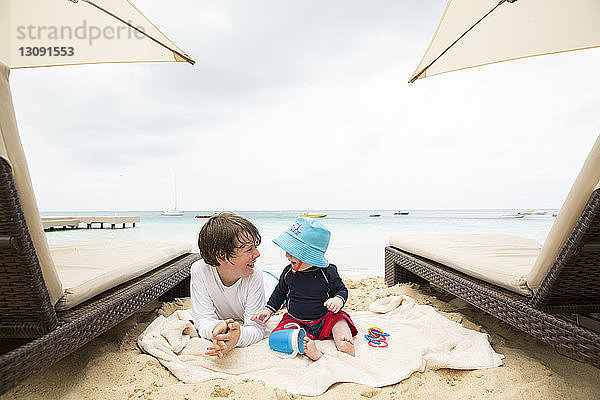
[{"xmin": 190, "ymin": 259, "xmax": 267, "ymax": 348}]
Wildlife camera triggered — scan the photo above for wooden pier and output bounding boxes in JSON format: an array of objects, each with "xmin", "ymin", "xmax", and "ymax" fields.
[{"xmin": 42, "ymin": 216, "xmax": 140, "ymax": 231}]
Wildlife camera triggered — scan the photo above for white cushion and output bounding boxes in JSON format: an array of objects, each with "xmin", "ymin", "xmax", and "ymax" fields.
[
  {"xmin": 0, "ymin": 61, "xmax": 63, "ymax": 305},
  {"xmin": 52, "ymin": 241, "xmax": 192, "ymax": 311},
  {"xmin": 528, "ymin": 135, "xmax": 600, "ymax": 290},
  {"xmin": 389, "ymin": 233, "xmax": 538, "ymax": 296}
]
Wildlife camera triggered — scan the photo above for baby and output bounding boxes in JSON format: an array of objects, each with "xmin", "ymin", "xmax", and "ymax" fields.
[{"xmin": 252, "ymin": 217, "xmax": 357, "ymax": 360}]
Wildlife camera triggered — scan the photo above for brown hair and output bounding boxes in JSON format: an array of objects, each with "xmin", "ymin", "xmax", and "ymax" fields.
[{"xmin": 198, "ymin": 212, "xmax": 261, "ymax": 267}]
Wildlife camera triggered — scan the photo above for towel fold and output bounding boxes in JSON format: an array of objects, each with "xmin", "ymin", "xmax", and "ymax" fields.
[{"xmin": 368, "ymin": 295, "xmax": 404, "ymax": 313}]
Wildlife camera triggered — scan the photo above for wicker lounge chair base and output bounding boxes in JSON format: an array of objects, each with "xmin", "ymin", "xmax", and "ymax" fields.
[
  {"xmin": 385, "ymin": 190, "xmax": 600, "ymax": 369},
  {"xmin": 385, "ymin": 247, "xmax": 600, "ymax": 367},
  {"xmin": 0, "ymin": 253, "xmax": 198, "ymax": 395}
]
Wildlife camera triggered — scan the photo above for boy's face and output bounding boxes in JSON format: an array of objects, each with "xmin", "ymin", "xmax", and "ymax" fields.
[
  {"xmin": 222, "ymin": 240, "xmax": 260, "ymax": 278},
  {"xmin": 286, "ymin": 252, "xmax": 312, "ymax": 271}
]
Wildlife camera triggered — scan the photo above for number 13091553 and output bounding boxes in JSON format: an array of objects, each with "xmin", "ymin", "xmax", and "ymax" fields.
[{"xmin": 19, "ymin": 47, "xmax": 74, "ymax": 57}]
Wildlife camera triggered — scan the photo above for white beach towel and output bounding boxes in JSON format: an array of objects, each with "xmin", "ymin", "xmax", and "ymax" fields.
[{"xmin": 138, "ymin": 296, "xmax": 503, "ymax": 396}]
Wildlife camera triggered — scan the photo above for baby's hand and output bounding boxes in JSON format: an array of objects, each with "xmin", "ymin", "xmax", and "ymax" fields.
[
  {"xmin": 251, "ymin": 307, "xmax": 273, "ymax": 323},
  {"xmin": 324, "ymin": 297, "xmax": 343, "ymax": 313}
]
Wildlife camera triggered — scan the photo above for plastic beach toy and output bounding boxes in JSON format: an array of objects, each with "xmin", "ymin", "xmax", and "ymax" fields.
[
  {"xmin": 268, "ymin": 323, "xmax": 306, "ymax": 358},
  {"xmin": 364, "ymin": 326, "xmax": 390, "ymax": 348}
]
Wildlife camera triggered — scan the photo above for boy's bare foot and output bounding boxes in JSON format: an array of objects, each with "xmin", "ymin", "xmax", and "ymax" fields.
[
  {"xmin": 303, "ymin": 337, "xmax": 323, "ymax": 361},
  {"xmin": 336, "ymin": 335, "xmax": 355, "ymax": 357}
]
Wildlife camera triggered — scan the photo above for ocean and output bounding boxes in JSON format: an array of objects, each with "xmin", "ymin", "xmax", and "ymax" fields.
[{"xmin": 41, "ymin": 210, "xmax": 557, "ymax": 277}]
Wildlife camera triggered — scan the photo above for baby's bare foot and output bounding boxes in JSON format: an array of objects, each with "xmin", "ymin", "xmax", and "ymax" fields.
[
  {"xmin": 303, "ymin": 337, "xmax": 323, "ymax": 361},
  {"xmin": 336, "ymin": 335, "xmax": 355, "ymax": 357}
]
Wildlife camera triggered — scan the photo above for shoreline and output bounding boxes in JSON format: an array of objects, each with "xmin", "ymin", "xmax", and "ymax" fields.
[{"xmin": 2, "ymin": 277, "xmax": 599, "ymax": 399}]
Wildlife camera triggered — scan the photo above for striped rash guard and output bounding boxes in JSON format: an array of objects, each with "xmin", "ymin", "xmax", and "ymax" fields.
[{"xmin": 265, "ymin": 264, "xmax": 348, "ymax": 320}]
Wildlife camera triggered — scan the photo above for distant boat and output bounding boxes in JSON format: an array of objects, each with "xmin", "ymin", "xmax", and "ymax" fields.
[
  {"xmin": 499, "ymin": 214, "xmax": 525, "ymax": 219},
  {"xmin": 161, "ymin": 174, "xmax": 183, "ymax": 216},
  {"xmin": 300, "ymin": 214, "xmax": 327, "ymax": 218},
  {"xmin": 369, "ymin": 214, "xmax": 381, "ymax": 217},
  {"xmin": 517, "ymin": 210, "xmax": 547, "ymax": 215},
  {"xmin": 195, "ymin": 215, "xmax": 213, "ymax": 219},
  {"xmin": 161, "ymin": 210, "xmax": 184, "ymax": 216},
  {"xmin": 394, "ymin": 211, "xmax": 409, "ymax": 215}
]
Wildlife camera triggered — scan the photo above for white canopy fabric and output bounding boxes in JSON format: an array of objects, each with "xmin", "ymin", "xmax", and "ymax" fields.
[
  {"xmin": 0, "ymin": 0, "xmax": 194, "ymax": 68},
  {"xmin": 410, "ymin": 0, "xmax": 600, "ymax": 82}
]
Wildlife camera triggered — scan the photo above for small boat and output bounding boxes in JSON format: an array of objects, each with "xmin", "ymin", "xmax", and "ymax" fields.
[
  {"xmin": 394, "ymin": 211, "xmax": 409, "ymax": 215},
  {"xmin": 195, "ymin": 215, "xmax": 212, "ymax": 219},
  {"xmin": 517, "ymin": 210, "xmax": 547, "ymax": 216},
  {"xmin": 161, "ymin": 209, "xmax": 184, "ymax": 216},
  {"xmin": 161, "ymin": 174, "xmax": 183, "ymax": 216},
  {"xmin": 369, "ymin": 214, "xmax": 381, "ymax": 217},
  {"xmin": 300, "ymin": 214, "xmax": 327, "ymax": 218},
  {"xmin": 499, "ymin": 214, "xmax": 525, "ymax": 219}
]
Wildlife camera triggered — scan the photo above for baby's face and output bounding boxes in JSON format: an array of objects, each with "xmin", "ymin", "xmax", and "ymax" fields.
[{"xmin": 285, "ymin": 252, "xmax": 312, "ymax": 271}]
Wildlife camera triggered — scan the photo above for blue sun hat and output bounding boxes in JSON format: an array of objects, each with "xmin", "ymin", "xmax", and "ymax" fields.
[{"xmin": 273, "ymin": 217, "xmax": 330, "ymax": 267}]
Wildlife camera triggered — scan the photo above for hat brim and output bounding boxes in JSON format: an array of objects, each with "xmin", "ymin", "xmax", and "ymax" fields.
[{"xmin": 272, "ymin": 231, "xmax": 329, "ymax": 268}]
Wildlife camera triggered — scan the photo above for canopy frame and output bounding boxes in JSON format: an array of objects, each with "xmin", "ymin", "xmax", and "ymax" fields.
[{"xmin": 77, "ymin": 0, "xmax": 195, "ymax": 65}]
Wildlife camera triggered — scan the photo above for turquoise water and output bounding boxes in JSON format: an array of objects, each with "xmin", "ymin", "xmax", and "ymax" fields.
[{"xmin": 41, "ymin": 210, "xmax": 557, "ymax": 277}]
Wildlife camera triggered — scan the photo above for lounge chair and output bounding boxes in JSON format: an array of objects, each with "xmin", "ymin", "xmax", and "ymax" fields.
[
  {"xmin": 0, "ymin": 62, "xmax": 199, "ymax": 395},
  {"xmin": 385, "ymin": 135, "xmax": 600, "ymax": 368}
]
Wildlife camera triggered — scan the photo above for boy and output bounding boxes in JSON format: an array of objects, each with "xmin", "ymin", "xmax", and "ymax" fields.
[
  {"xmin": 252, "ymin": 217, "xmax": 357, "ymax": 360},
  {"xmin": 191, "ymin": 212, "xmax": 266, "ymax": 358}
]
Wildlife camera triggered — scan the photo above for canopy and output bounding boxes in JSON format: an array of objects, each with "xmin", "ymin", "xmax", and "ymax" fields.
[
  {"xmin": 410, "ymin": 0, "xmax": 600, "ymax": 82},
  {"xmin": 0, "ymin": 0, "xmax": 194, "ymax": 68}
]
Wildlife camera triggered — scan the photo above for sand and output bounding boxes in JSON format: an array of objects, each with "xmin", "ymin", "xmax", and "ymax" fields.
[{"xmin": 2, "ymin": 277, "xmax": 599, "ymax": 400}]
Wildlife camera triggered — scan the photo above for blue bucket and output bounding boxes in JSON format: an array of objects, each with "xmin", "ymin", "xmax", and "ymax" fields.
[{"xmin": 268, "ymin": 325, "xmax": 306, "ymax": 358}]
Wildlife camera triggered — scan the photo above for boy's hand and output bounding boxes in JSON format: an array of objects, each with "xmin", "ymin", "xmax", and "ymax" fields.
[
  {"xmin": 211, "ymin": 319, "xmax": 231, "ymax": 337},
  {"xmin": 205, "ymin": 319, "xmax": 241, "ymax": 358},
  {"xmin": 324, "ymin": 297, "xmax": 343, "ymax": 313},
  {"xmin": 251, "ymin": 307, "xmax": 274, "ymax": 323}
]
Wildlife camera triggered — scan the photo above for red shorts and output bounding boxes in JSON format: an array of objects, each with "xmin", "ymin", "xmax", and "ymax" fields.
[{"xmin": 272, "ymin": 311, "xmax": 358, "ymax": 340}]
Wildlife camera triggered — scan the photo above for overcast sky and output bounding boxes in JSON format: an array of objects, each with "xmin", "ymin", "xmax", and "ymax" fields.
[{"xmin": 8, "ymin": 0, "xmax": 600, "ymax": 211}]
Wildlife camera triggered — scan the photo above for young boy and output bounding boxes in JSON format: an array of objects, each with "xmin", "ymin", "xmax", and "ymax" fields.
[
  {"xmin": 252, "ymin": 217, "xmax": 357, "ymax": 360},
  {"xmin": 191, "ymin": 212, "xmax": 267, "ymax": 358}
]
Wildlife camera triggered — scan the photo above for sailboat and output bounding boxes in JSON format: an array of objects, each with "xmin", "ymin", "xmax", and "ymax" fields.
[{"xmin": 161, "ymin": 174, "xmax": 184, "ymax": 216}]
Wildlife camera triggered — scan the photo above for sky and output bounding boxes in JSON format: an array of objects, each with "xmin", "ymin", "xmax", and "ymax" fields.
[{"xmin": 8, "ymin": 0, "xmax": 600, "ymax": 211}]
